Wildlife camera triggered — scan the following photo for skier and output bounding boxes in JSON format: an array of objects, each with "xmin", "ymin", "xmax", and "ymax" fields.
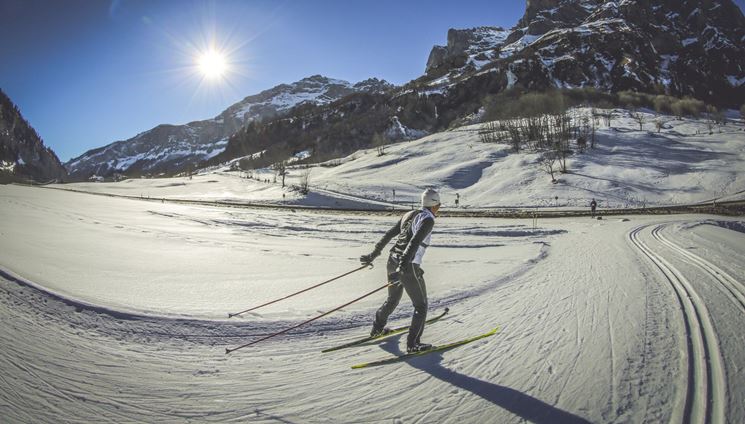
[
  {"xmin": 360, "ymin": 188, "xmax": 440, "ymax": 353},
  {"xmin": 590, "ymin": 198, "xmax": 597, "ymax": 217}
]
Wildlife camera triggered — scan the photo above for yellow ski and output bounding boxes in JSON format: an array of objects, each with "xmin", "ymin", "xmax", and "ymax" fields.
[
  {"xmin": 322, "ymin": 308, "xmax": 450, "ymax": 353},
  {"xmin": 351, "ymin": 326, "xmax": 499, "ymax": 369}
]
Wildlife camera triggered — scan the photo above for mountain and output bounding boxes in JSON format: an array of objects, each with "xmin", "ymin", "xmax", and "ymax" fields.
[
  {"xmin": 425, "ymin": 26, "xmax": 511, "ymax": 76},
  {"xmin": 70, "ymin": 0, "xmax": 745, "ymax": 179},
  {"xmin": 421, "ymin": 0, "xmax": 745, "ymax": 106},
  {"xmin": 0, "ymin": 89, "xmax": 67, "ymax": 183},
  {"xmin": 217, "ymin": 0, "xmax": 745, "ymax": 172},
  {"xmin": 64, "ymin": 75, "xmax": 394, "ymax": 180}
]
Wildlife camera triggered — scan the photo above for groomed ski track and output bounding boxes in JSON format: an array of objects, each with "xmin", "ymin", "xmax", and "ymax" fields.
[
  {"xmin": 1, "ymin": 186, "xmax": 744, "ymax": 423},
  {"xmin": 629, "ymin": 225, "xmax": 726, "ymax": 424}
]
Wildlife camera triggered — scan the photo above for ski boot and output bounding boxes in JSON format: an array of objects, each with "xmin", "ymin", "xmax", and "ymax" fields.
[
  {"xmin": 370, "ymin": 326, "xmax": 392, "ymax": 338},
  {"xmin": 407, "ymin": 343, "xmax": 433, "ymax": 353}
]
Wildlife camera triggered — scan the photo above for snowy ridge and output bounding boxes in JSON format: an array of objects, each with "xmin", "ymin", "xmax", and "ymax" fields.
[
  {"xmin": 421, "ymin": 0, "xmax": 745, "ymax": 104},
  {"xmin": 64, "ymin": 75, "xmax": 395, "ymax": 180},
  {"xmin": 223, "ymin": 75, "xmax": 380, "ymax": 122}
]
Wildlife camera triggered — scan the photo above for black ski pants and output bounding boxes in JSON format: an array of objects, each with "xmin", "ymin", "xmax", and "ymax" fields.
[{"xmin": 374, "ymin": 256, "xmax": 428, "ymax": 348}]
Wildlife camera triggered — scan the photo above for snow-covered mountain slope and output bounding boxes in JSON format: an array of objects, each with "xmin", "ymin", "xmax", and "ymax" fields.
[
  {"xmin": 216, "ymin": 0, "xmax": 745, "ymax": 176},
  {"xmin": 0, "ymin": 89, "xmax": 67, "ymax": 183},
  {"xmin": 63, "ymin": 1, "xmax": 745, "ymax": 181},
  {"xmin": 1, "ymin": 182, "xmax": 744, "ymax": 423},
  {"xmin": 57, "ymin": 109, "xmax": 745, "ymax": 210},
  {"xmin": 422, "ymin": 0, "xmax": 745, "ymax": 106},
  {"xmin": 64, "ymin": 76, "xmax": 394, "ymax": 180},
  {"xmin": 425, "ymin": 26, "xmax": 511, "ymax": 75}
]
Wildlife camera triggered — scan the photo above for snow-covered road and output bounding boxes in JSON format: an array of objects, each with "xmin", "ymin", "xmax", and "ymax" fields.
[{"xmin": 1, "ymin": 185, "xmax": 744, "ymax": 423}]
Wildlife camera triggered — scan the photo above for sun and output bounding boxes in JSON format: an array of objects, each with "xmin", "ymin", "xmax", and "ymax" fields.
[{"xmin": 197, "ymin": 50, "xmax": 227, "ymax": 79}]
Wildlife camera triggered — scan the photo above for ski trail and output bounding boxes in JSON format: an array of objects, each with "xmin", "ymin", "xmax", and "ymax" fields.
[
  {"xmin": 607, "ymin": 290, "xmax": 617, "ymax": 419},
  {"xmin": 655, "ymin": 224, "xmax": 745, "ymax": 314},
  {"xmin": 629, "ymin": 225, "xmax": 726, "ymax": 424}
]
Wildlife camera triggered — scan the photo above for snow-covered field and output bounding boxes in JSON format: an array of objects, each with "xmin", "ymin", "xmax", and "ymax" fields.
[
  {"xmin": 56, "ymin": 109, "xmax": 745, "ymax": 210},
  {"xmin": 2, "ymin": 111, "xmax": 745, "ymax": 423},
  {"xmin": 2, "ymin": 183, "xmax": 745, "ymax": 423}
]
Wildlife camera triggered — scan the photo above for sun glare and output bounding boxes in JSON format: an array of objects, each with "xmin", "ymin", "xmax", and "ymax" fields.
[{"xmin": 198, "ymin": 50, "xmax": 227, "ymax": 79}]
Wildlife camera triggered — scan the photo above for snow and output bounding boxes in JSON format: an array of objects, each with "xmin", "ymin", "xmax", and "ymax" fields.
[
  {"xmin": 427, "ymin": 74, "xmax": 451, "ymax": 87},
  {"xmin": 2, "ymin": 110, "xmax": 745, "ymax": 422},
  {"xmin": 597, "ymin": 53, "xmax": 617, "ymax": 72},
  {"xmin": 500, "ymin": 33, "xmax": 541, "ymax": 59},
  {"xmin": 385, "ymin": 116, "xmax": 428, "ymax": 141},
  {"xmin": 55, "ymin": 108, "xmax": 745, "ymax": 209},
  {"xmin": 659, "ymin": 55, "xmax": 679, "ymax": 87},
  {"xmin": 727, "ymin": 75, "xmax": 745, "ymax": 86},
  {"xmin": 506, "ymin": 69, "xmax": 518, "ymax": 88},
  {"xmin": 231, "ymin": 78, "xmax": 360, "ymax": 120},
  {"xmin": 682, "ymin": 37, "xmax": 698, "ymax": 46}
]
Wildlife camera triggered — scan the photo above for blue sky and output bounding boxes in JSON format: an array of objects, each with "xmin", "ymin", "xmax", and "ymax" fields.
[
  {"xmin": 0, "ymin": 0, "xmax": 523, "ymax": 161},
  {"xmin": 1, "ymin": 0, "xmax": 744, "ymax": 162}
]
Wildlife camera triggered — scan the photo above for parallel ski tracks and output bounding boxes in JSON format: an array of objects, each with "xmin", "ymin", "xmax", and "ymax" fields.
[
  {"xmin": 629, "ymin": 224, "xmax": 726, "ymax": 424},
  {"xmin": 653, "ymin": 226, "xmax": 745, "ymax": 314}
]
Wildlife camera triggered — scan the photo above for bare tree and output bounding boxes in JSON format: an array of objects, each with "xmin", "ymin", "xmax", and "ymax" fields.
[
  {"xmin": 273, "ymin": 161, "xmax": 288, "ymax": 188},
  {"xmin": 711, "ymin": 109, "xmax": 726, "ymax": 132},
  {"xmin": 552, "ymin": 112, "xmax": 572, "ymax": 173},
  {"xmin": 655, "ymin": 119, "xmax": 666, "ymax": 133},
  {"xmin": 577, "ymin": 114, "xmax": 592, "ymax": 152},
  {"xmin": 504, "ymin": 118, "xmax": 523, "ymax": 152},
  {"xmin": 479, "ymin": 121, "xmax": 500, "ymax": 143},
  {"xmin": 298, "ymin": 168, "xmax": 311, "ymax": 194},
  {"xmin": 576, "ymin": 135, "xmax": 587, "ymax": 153},
  {"xmin": 371, "ymin": 132, "xmax": 388, "ymax": 156},
  {"xmin": 538, "ymin": 152, "xmax": 558, "ymax": 183},
  {"xmin": 631, "ymin": 110, "xmax": 646, "ymax": 131},
  {"xmin": 597, "ymin": 110, "xmax": 614, "ymax": 127},
  {"xmin": 590, "ymin": 111, "xmax": 597, "ymax": 148}
]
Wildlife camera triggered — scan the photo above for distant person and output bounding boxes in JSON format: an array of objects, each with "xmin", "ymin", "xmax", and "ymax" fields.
[
  {"xmin": 590, "ymin": 198, "xmax": 597, "ymax": 217},
  {"xmin": 360, "ymin": 188, "xmax": 440, "ymax": 353}
]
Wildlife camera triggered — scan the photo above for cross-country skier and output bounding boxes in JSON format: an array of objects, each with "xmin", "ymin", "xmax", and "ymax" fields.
[
  {"xmin": 590, "ymin": 198, "xmax": 597, "ymax": 217},
  {"xmin": 360, "ymin": 188, "xmax": 440, "ymax": 353}
]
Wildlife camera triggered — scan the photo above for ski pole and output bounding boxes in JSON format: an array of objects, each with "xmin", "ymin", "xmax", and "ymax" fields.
[
  {"xmin": 226, "ymin": 282, "xmax": 391, "ymax": 354},
  {"xmin": 228, "ymin": 264, "xmax": 372, "ymax": 318}
]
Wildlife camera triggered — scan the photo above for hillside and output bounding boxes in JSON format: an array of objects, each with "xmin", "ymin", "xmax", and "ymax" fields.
[
  {"xmin": 214, "ymin": 0, "xmax": 745, "ymax": 174},
  {"xmin": 64, "ymin": 76, "xmax": 394, "ymax": 180},
  {"xmin": 0, "ymin": 89, "xmax": 67, "ymax": 183},
  {"xmin": 54, "ymin": 108, "xmax": 745, "ymax": 211}
]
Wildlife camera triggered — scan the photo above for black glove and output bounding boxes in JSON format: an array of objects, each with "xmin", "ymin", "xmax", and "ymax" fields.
[{"xmin": 360, "ymin": 251, "xmax": 378, "ymax": 265}]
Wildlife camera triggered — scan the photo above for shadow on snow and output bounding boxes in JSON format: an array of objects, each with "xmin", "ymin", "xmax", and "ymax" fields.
[{"xmin": 377, "ymin": 338, "xmax": 592, "ymax": 424}]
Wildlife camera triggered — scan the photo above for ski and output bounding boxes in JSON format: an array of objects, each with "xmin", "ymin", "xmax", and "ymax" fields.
[
  {"xmin": 350, "ymin": 326, "xmax": 499, "ymax": 369},
  {"xmin": 322, "ymin": 308, "xmax": 450, "ymax": 353}
]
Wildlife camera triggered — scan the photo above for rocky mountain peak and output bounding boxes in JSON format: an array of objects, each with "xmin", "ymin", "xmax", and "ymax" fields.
[
  {"xmin": 426, "ymin": 26, "xmax": 509, "ymax": 76},
  {"xmin": 421, "ymin": 0, "xmax": 744, "ymax": 107},
  {"xmin": 518, "ymin": 0, "xmax": 604, "ymax": 35},
  {"xmin": 353, "ymin": 78, "xmax": 395, "ymax": 94}
]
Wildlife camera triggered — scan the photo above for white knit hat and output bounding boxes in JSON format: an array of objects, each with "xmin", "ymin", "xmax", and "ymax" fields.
[{"xmin": 421, "ymin": 188, "xmax": 441, "ymax": 208}]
